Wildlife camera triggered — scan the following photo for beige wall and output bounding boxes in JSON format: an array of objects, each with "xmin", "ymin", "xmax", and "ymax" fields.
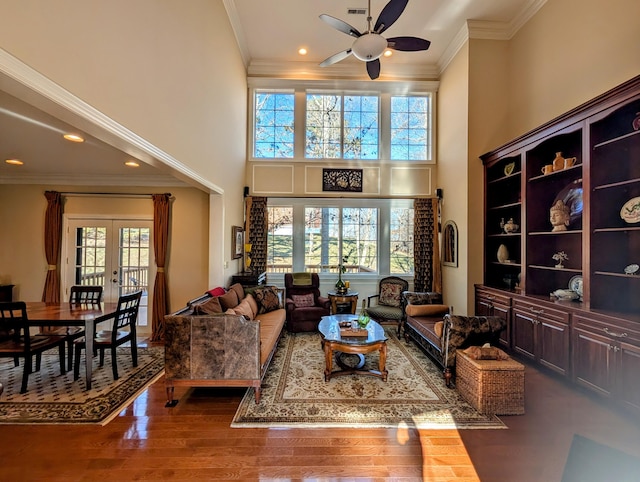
[
  {"xmin": 507, "ymin": 0, "xmax": 640, "ymax": 139},
  {"xmin": 0, "ymin": 0, "xmax": 249, "ymax": 294},
  {"xmin": 0, "ymin": 185, "xmax": 209, "ymax": 312},
  {"xmin": 436, "ymin": 43, "xmax": 470, "ymax": 314}
]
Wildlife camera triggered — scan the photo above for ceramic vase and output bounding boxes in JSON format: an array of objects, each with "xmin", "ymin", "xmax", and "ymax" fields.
[{"xmin": 497, "ymin": 244, "xmax": 509, "ymax": 263}]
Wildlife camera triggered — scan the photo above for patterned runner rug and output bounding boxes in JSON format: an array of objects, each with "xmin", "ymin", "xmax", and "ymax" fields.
[
  {"xmin": 232, "ymin": 329, "xmax": 507, "ymax": 429},
  {"xmin": 0, "ymin": 345, "xmax": 164, "ymax": 425}
]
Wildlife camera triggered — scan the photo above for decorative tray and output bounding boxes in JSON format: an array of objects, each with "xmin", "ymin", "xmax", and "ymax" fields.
[{"xmin": 340, "ymin": 327, "xmax": 368, "ymax": 337}]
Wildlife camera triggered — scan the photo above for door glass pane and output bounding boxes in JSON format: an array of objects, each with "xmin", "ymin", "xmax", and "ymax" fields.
[{"xmin": 74, "ymin": 227, "xmax": 107, "ymax": 287}]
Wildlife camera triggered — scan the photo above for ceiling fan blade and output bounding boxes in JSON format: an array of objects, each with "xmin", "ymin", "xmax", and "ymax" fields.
[
  {"xmin": 319, "ymin": 14, "xmax": 362, "ymax": 38},
  {"xmin": 366, "ymin": 59, "xmax": 381, "ymax": 80},
  {"xmin": 374, "ymin": 0, "xmax": 409, "ymax": 34},
  {"xmin": 319, "ymin": 49, "xmax": 353, "ymax": 67},
  {"xmin": 387, "ymin": 36, "xmax": 431, "ymax": 51}
]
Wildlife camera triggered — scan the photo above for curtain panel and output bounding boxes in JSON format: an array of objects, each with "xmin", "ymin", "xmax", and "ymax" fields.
[
  {"xmin": 413, "ymin": 197, "xmax": 442, "ymax": 294},
  {"xmin": 150, "ymin": 193, "xmax": 171, "ymax": 342},
  {"xmin": 245, "ymin": 196, "xmax": 268, "ymax": 276},
  {"xmin": 42, "ymin": 191, "xmax": 62, "ymax": 303}
]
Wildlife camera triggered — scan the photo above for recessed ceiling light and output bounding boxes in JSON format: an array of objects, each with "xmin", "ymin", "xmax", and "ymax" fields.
[
  {"xmin": 298, "ymin": 48, "xmax": 308, "ymax": 55},
  {"xmin": 63, "ymin": 133, "xmax": 85, "ymax": 143},
  {"xmin": 125, "ymin": 160, "xmax": 140, "ymax": 167},
  {"xmin": 5, "ymin": 159, "xmax": 23, "ymax": 165},
  {"xmin": 383, "ymin": 49, "xmax": 393, "ymax": 57}
]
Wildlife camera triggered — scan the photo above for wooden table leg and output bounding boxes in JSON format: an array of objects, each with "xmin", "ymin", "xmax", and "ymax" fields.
[
  {"xmin": 379, "ymin": 342, "xmax": 388, "ymax": 381},
  {"xmin": 324, "ymin": 342, "xmax": 333, "ymax": 381}
]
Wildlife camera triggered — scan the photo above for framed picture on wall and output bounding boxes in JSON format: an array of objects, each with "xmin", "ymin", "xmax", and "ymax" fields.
[{"xmin": 232, "ymin": 226, "xmax": 243, "ymax": 259}]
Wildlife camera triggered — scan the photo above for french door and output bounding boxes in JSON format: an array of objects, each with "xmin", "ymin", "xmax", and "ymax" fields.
[{"xmin": 63, "ymin": 218, "xmax": 154, "ymax": 332}]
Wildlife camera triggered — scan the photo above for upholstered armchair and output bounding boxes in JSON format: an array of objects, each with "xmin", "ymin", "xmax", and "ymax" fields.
[
  {"xmin": 366, "ymin": 276, "xmax": 409, "ymax": 334},
  {"xmin": 284, "ymin": 273, "xmax": 331, "ymax": 333}
]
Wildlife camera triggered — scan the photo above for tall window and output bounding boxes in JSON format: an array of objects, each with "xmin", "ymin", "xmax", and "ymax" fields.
[
  {"xmin": 254, "ymin": 91, "xmax": 294, "ymax": 158},
  {"xmin": 305, "ymin": 94, "xmax": 379, "ymax": 159},
  {"xmin": 267, "ymin": 206, "xmax": 293, "ymax": 271},
  {"xmin": 390, "ymin": 207, "xmax": 414, "ymax": 274},
  {"xmin": 304, "ymin": 206, "xmax": 378, "ymax": 273},
  {"xmin": 390, "ymin": 95, "xmax": 431, "ymax": 160}
]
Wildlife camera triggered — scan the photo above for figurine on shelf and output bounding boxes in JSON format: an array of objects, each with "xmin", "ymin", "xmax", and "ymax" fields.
[
  {"xmin": 503, "ymin": 218, "xmax": 519, "ymax": 233},
  {"xmin": 550, "ymin": 200, "xmax": 571, "ymax": 231},
  {"xmin": 552, "ymin": 251, "xmax": 569, "ymax": 268}
]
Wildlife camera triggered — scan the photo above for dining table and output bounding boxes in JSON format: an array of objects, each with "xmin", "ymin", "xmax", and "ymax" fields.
[{"xmin": 25, "ymin": 301, "xmax": 117, "ymax": 390}]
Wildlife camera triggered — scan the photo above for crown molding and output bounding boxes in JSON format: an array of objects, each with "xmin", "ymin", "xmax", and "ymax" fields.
[
  {"xmin": 438, "ymin": 0, "xmax": 547, "ymax": 75},
  {"xmin": 222, "ymin": 0, "xmax": 250, "ymax": 68},
  {"xmin": 248, "ymin": 59, "xmax": 440, "ymax": 82},
  {"xmin": 0, "ymin": 173, "xmax": 187, "ymax": 187}
]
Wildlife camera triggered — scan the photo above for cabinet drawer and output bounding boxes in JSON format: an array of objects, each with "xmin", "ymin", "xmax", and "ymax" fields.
[
  {"xmin": 476, "ymin": 288, "xmax": 511, "ymax": 307},
  {"xmin": 573, "ymin": 314, "xmax": 640, "ymax": 347},
  {"xmin": 513, "ymin": 299, "xmax": 569, "ymax": 324}
]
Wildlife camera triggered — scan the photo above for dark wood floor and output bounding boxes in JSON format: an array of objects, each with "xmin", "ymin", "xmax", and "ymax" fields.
[{"xmin": 1, "ymin": 343, "xmax": 639, "ymax": 481}]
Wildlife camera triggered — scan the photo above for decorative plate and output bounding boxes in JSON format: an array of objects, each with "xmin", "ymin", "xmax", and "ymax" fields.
[
  {"xmin": 504, "ymin": 162, "xmax": 515, "ymax": 176},
  {"xmin": 624, "ymin": 264, "xmax": 639, "ymax": 275},
  {"xmin": 620, "ymin": 197, "xmax": 640, "ymax": 224},
  {"xmin": 568, "ymin": 275, "xmax": 583, "ymax": 297}
]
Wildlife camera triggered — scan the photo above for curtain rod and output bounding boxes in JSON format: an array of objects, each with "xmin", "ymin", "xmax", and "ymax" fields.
[{"xmin": 60, "ymin": 192, "xmax": 172, "ymax": 199}]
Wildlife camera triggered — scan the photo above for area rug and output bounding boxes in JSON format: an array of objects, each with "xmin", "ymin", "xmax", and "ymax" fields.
[
  {"xmin": 232, "ymin": 330, "xmax": 507, "ymax": 429},
  {"xmin": 561, "ymin": 434, "xmax": 640, "ymax": 482},
  {"xmin": 0, "ymin": 346, "xmax": 164, "ymax": 425}
]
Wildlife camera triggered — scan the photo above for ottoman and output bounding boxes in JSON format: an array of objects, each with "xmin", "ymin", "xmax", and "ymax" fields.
[{"xmin": 456, "ymin": 351, "xmax": 525, "ymax": 415}]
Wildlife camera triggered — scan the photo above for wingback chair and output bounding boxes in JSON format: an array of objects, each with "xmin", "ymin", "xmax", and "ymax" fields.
[
  {"xmin": 284, "ymin": 273, "xmax": 331, "ymax": 333},
  {"xmin": 366, "ymin": 276, "xmax": 409, "ymax": 334}
]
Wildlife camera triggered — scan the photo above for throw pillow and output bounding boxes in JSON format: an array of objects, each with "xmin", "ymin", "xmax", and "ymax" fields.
[
  {"xmin": 405, "ymin": 304, "xmax": 449, "ymax": 317},
  {"xmin": 218, "ymin": 289, "xmax": 239, "ymax": 311},
  {"xmin": 463, "ymin": 345, "xmax": 510, "ymax": 361},
  {"xmin": 233, "ymin": 298, "xmax": 254, "ymax": 320},
  {"xmin": 291, "ymin": 293, "xmax": 315, "ymax": 307},
  {"xmin": 253, "ymin": 286, "xmax": 281, "ymax": 314},
  {"xmin": 404, "ymin": 291, "xmax": 442, "ymax": 305},
  {"xmin": 192, "ymin": 296, "xmax": 223, "ymax": 315},
  {"xmin": 379, "ymin": 283, "xmax": 402, "ymax": 307},
  {"xmin": 206, "ymin": 286, "xmax": 226, "ymax": 297},
  {"xmin": 245, "ymin": 293, "xmax": 259, "ymax": 319},
  {"xmin": 229, "ymin": 283, "xmax": 245, "ymax": 304}
]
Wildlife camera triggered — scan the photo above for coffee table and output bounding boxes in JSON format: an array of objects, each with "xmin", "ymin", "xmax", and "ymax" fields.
[{"xmin": 318, "ymin": 314, "xmax": 388, "ymax": 382}]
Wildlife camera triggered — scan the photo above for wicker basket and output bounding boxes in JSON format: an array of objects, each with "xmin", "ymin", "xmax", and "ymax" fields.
[{"xmin": 456, "ymin": 351, "xmax": 525, "ymax": 415}]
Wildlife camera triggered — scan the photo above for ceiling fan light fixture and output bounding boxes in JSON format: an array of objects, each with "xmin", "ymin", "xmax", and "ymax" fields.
[{"xmin": 351, "ymin": 33, "xmax": 387, "ymax": 61}]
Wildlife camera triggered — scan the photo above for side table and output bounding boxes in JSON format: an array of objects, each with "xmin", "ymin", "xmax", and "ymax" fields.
[
  {"xmin": 327, "ymin": 290, "xmax": 359, "ymax": 314},
  {"xmin": 231, "ymin": 271, "xmax": 266, "ymax": 288}
]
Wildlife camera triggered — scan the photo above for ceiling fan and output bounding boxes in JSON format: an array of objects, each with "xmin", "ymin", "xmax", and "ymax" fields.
[{"xmin": 319, "ymin": 0, "xmax": 431, "ymax": 80}]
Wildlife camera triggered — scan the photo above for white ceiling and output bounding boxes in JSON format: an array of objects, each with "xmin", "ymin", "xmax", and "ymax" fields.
[{"xmin": 0, "ymin": 0, "xmax": 540, "ymax": 187}]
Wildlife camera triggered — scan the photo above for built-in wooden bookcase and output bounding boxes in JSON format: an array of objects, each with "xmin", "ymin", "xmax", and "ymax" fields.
[
  {"xmin": 589, "ymin": 97, "xmax": 640, "ymax": 315},
  {"xmin": 477, "ymin": 76, "xmax": 640, "ymax": 418}
]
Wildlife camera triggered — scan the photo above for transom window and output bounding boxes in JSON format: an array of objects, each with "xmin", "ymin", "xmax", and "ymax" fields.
[
  {"xmin": 305, "ymin": 94, "xmax": 379, "ymax": 159},
  {"xmin": 250, "ymin": 82, "xmax": 435, "ymax": 162}
]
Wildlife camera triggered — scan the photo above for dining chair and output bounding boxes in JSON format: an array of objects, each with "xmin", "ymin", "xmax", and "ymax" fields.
[
  {"xmin": 73, "ymin": 290, "xmax": 142, "ymax": 381},
  {"xmin": 47, "ymin": 285, "xmax": 103, "ymax": 369},
  {"xmin": 0, "ymin": 301, "xmax": 66, "ymax": 393}
]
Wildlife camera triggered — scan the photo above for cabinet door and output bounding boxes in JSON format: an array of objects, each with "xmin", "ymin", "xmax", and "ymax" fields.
[
  {"xmin": 617, "ymin": 341, "xmax": 640, "ymax": 415},
  {"xmin": 538, "ymin": 317, "xmax": 570, "ymax": 376},
  {"xmin": 512, "ymin": 308, "xmax": 536, "ymax": 361},
  {"xmin": 475, "ymin": 287, "xmax": 512, "ymax": 348},
  {"xmin": 572, "ymin": 326, "xmax": 615, "ymax": 398}
]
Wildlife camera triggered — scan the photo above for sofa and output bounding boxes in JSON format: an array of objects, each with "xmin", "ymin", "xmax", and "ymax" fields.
[
  {"xmin": 401, "ymin": 291, "xmax": 506, "ymax": 387},
  {"xmin": 164, "ymin": 283, "xmax": 286, "ymax": 405}
]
